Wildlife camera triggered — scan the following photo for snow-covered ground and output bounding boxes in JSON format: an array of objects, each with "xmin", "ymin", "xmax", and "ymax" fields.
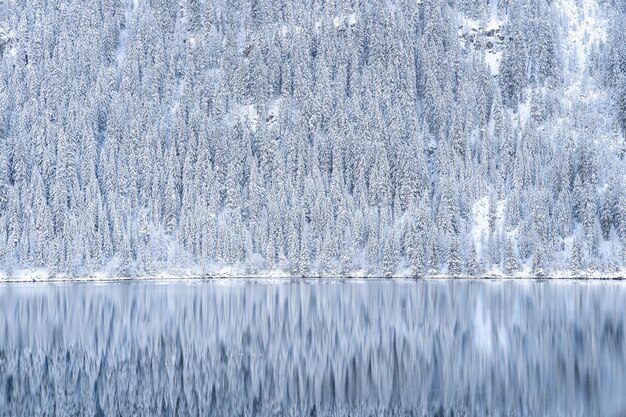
[
  {"xmin": 558, "ymin": 0, "xmax": 607, "ymax": 77},
  {"xmin": 459, "ymin": 0, "xmax": 505, "ymax": 76},
  {"xmin": 471, "ymin": 196, "xmax": 506, "ymax": 260},
  {"xmin": 1, "ymin": 267, "xmax": 624, "ymax": 282},
  {"xmin": 557, "ymin": 0, "xmax": 611, "ymax": 116},
  {"xmin": 235, "ymin": 98, "xmax": 281, "ymax": 132},
  {"xmin": 114, "ymin": 0, "xmax": 138, "ymax": 71},
  {"xmin": 332, "ymin": 12, "xmax": 357, "ymax": 29}
]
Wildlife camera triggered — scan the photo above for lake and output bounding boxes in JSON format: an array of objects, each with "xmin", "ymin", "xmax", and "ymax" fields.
[{"xmin": 0, "ymin": 279, "xmax": 624, "ymax": 416}]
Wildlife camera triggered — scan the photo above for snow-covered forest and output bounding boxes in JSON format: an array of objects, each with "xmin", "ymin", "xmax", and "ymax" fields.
[{"xmin": 1, "ymin": 0, "xmax": 626, "ymax": 278}]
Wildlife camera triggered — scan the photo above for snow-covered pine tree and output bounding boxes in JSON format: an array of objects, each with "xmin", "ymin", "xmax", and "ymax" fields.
[
  {"xmin": 617, "ymin": 191, "xmax": 626, "ymax": 245},
  {"xmin": 448, "ymin": 237, "xmax": 462, "ymax": 277},
  {"xmin": 504, "ymin": 237, "xmax": 518, "ymax": 275},
  {"xmin": 407, "ymin": 220, "xmax": 425, "ymax": 278},
  {"xmin": 532, "ymin": 245, "xmax": 546, "ymax": 277},
  {"xmin": 427, "ymin": 236, "xmax": 439, "ymax": 275},
  {"xmin": 571, "ymin": 238, "xmax": 583, "ymax": 276},
  {"xmin": 467, "ymin": 241, "xmax": 479, "ymax": 277},
  {"xmin": 382, "ymin": 230, "xmax": 398, "ymax": 278}
]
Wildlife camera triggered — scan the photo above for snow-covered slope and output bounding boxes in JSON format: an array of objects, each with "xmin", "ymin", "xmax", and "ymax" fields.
[
  {"xmin": 559, "ymin": 0, "xmax": 607, "ymax": 76},
  {"xmin": 1, "ymin": 0, "xmax": 626, "ymax": 279}
]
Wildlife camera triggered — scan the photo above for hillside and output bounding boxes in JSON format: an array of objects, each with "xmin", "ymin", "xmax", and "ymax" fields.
[{"xmin": 0, "ymin": 0, "xmax": 626, "ymax": 279}]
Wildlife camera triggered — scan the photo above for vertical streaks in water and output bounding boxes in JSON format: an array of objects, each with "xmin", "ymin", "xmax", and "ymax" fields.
[{"xmin": 0, "ymin": 281, "xmax": 625, "ymax": 416}]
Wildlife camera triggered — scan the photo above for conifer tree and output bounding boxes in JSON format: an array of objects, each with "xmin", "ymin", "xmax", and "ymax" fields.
[
  {"xmin": 448, "ymin": 237, "xmax": 462, "ymax": 277},
  {"xmin": 408, "ymin": 222, "xmax": 425, "ymax": 278},
  {"xmin": 467, "ymin": 242, "xmax": 479, "ymax": 277},
  {"xmin": 504, "ymin": 237, "xmax": 518, "ymax": 275},
  {"xmin": 532, "ymin": 245, "xmax": 546, "ymax": 277},
  {"xmin": 571, "ymin": 238, "xmax": 583, "ymax": 276}
]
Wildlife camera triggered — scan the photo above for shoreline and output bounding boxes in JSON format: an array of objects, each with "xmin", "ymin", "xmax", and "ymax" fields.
[{"xmin": 1, "ymin": 274, "xmax": 625, "ymax": 284}]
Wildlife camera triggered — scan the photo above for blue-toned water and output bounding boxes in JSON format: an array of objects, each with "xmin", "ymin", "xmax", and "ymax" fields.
[{"xmin": 0, "ymin": 279, "xmax": 624, "ymax": 416}]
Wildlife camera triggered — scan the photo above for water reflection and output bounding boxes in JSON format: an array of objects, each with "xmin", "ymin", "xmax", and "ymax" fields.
[{"xmin": 0, "ymin": 279, "xmax": 624, "ymax": 416}]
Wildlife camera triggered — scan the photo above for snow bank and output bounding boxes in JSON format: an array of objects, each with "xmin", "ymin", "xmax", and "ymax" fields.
[{"xmin": 1, "ymin": 267, "xmax": 624, "ymax": 282}]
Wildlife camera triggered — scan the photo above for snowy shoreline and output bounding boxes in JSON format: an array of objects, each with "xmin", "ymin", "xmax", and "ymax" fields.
[{"xmin": 1, "ymin": 269, "xmax": 625, "ymax": 283}]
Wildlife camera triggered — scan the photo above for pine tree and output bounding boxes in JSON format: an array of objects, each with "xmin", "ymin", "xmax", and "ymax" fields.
[
  {"xmin": 616, "ymin": 191, "xmax": 626, "ymax": 243},
  {"xmin": 600, "ymin": 189, "xmax": 614, "ymax": 240},
  {"xmin": 369, "ymin": 144, "xmax": 392, "ymax": 210},
  {"xmin": 488, "ymin": 191, "xmax": 498, "ymax": 233},
  {"xmin": 532, "ymin": 245, "xmax": 545, "ymax": 277},
  {"xmin": 382, "ymin": 232, "xmax": 397, "ymax": 277},
  {"xmin": 163, "ymin": 167, "xmax": 178, "ymax": 236},
  {"xmin": 467, "ymin": 242, "xmax": 479, "ymax": 277},
  {"xmin": 581, "ymin": 183, "xmax": 597, "ymax": 243},
  {"xmin": 488, "ymin": 232, "xmax": 501, "ymax": 269},
  {"xmin": 500, "ymin": 28, "xmax": 527, "ymax": 108},
  {"xmin": 448, "ymin": 237, "xmax": 462, "ymax": 277},
  {"xmin": 408, "ymin": 222, "xmax": 425, "ymax": 278},
  {"xmin": 428, "ymin": 238, "xmax": 439, "ymax": 275},
  {"xmin": 503, "ymin": 237, "xmax": 517, "ymax": 275},
  {"xmin": 571, "ymin": 238, "xmax": 583, "ymax": 276},
  {"xmin": 437, "ymin": 184, "xmax": 458, "ymax": 236}
]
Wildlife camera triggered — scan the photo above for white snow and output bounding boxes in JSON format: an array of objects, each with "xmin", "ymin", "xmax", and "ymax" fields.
[
  {"xmin": 471, "ymin": 196, "xmax": 506, "ymax": 260},
  {"xmin": 486, "ymin": 0, "xmax": 504, "ymax": 31},
  {"xmin": 2, "ymin": 270, "xmax": 625, "ymax": 282},
  {"xmin": 283, "ymin": 13, "xmax": 356, "ymax": 37},
  {"xmin": 485, "ymin": 51, "xmax": 502, "ymax": 76},
  {"xmin": 471, "ymin": 196, "xmax": 489, "ymax": 257},
  {"xmin": 333, "ymin": 13, "xmax": 357, "ymax": 29},
  {"xmin": 115, "ymin": 0, "xmax": 139, "ymax": 70},
  {"xmin": 236, "ymin": 98, "xmax": 281, "ymax": 132},
  {"xmin": 556, "ymin": 0, "xmax": 608, "ymax": 110},
  {"xmin": 558, "ymin": 0, "xmax": 606, "ymax": 76},
  {"xmin": 458, "ymin": 1, "xmax": 505, "ymax": 76},
  {"xmin": 516, "ymin": 92, "xmax": 532, "ymax": 125},
  {"xmin": 267, "ymin": 97, "xmax": 281, "ymax": 127},
  {"xmin": 240, "ymin": 104, "xmax": 259, "ymax": 132},
  {"xmin": 461, "ymin": 18, "xmax": 481, "ymax": 32},
  {"xmin": 347, "ymin": 13, "xmax": 357, "ymax": 26}
]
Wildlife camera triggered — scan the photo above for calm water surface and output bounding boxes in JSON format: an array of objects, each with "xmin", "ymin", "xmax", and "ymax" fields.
[{"xmin": 0, "ymin": 279, "xmax": 624, "ymax": 416}]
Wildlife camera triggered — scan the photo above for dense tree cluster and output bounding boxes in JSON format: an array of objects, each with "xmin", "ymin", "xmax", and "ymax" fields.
[{"xmin": 0, "ymin": 0, "xmax": 624, "ymax": 277}]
